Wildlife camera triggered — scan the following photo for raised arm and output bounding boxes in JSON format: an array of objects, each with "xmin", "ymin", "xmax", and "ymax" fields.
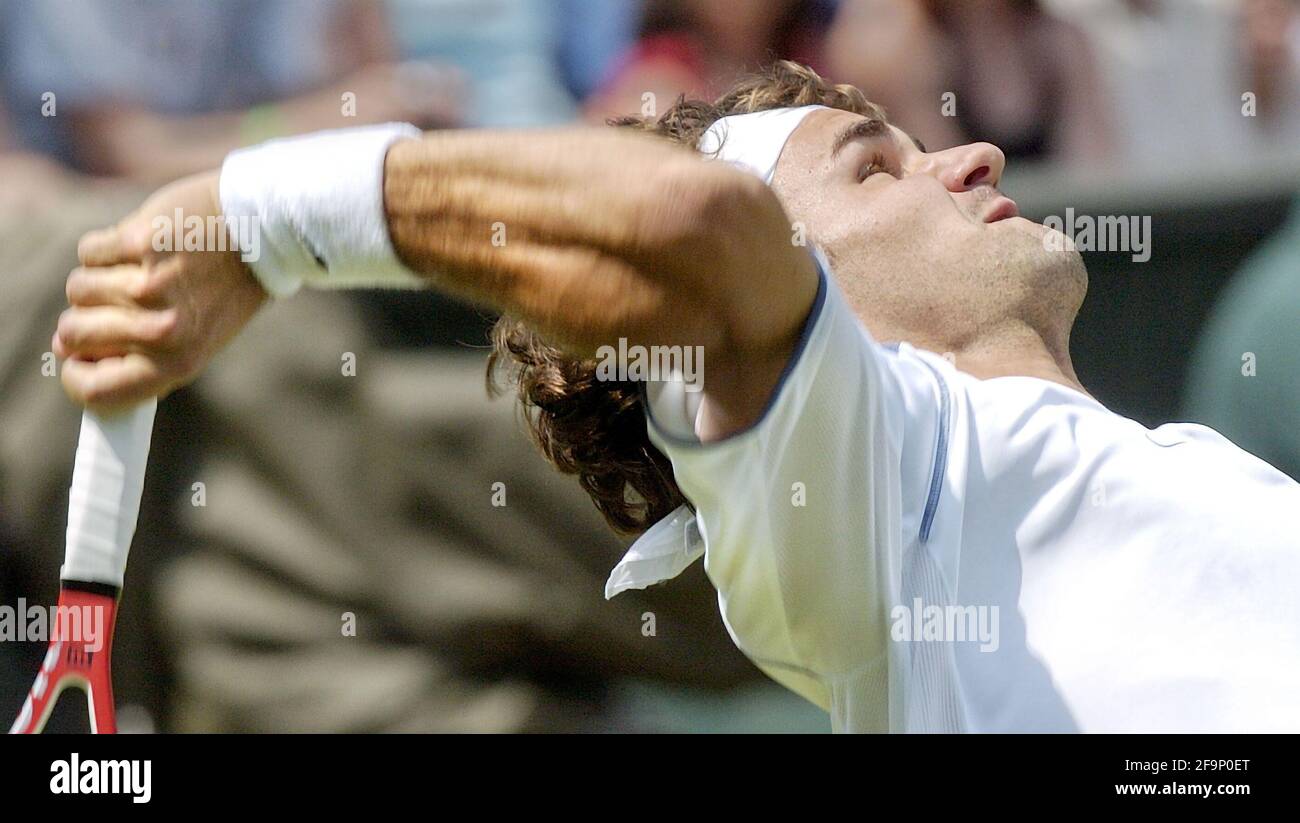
[
  {"xmin": 383, "ymin": 130, "xmax": 817, "ymax": 436},
  {"xmin": 387, "ymin": 132, "xmax": 789, "ymax": 350},
  {"xmin": 57, "ymin": 126, "xmax": 818, "ymax": 437}
]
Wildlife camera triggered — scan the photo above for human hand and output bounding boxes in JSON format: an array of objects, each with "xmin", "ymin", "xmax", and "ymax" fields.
[{"xmin": 54, "ymin": 171, "xmax": 268, "ymax": 410}]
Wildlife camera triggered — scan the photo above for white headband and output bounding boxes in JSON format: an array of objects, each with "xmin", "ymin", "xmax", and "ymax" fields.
[{"xmin": 697, "ymin": 105, "xmax": 828, "ymax": 183}]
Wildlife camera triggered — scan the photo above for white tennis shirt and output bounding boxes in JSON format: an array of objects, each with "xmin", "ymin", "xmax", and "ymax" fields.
[{"xmin": 612, "ymin": 253, "xmax": 1300, "ymax": 733}]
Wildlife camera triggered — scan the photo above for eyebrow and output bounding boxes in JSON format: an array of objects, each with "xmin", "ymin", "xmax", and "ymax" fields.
[{"xmin": 830, "ymin": 117, "xmax": 927, "ymax": 158}]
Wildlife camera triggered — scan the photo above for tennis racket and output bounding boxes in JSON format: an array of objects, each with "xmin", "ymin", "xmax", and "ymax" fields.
[{"xmin": 9, "ymin": 401, "xmax": 157, "ymax": 734}]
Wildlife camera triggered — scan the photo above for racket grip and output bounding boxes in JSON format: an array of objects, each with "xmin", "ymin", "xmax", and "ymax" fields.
[{"xmin": 61, "ymin": 401, "xmax": 158, "ymax": 589}]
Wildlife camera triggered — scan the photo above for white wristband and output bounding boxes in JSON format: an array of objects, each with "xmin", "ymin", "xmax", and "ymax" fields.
[{"xmin": 219, "ymin": 122, "xmax": 425, "ymax": 297}]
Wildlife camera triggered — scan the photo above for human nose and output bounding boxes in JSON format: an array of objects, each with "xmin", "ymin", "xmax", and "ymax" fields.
[{"xmin": 912, "ymin": 141, "xmax": 1007, "ymax": 193}]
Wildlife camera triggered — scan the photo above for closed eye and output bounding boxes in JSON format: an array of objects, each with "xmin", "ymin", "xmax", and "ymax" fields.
[{"xmin": 859, "ymin": 152, "xmax": 895, "ymax": 182}]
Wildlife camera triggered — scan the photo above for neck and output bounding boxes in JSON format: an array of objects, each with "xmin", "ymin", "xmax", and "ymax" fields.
[
  {"xmin": 866, "ymin": 316, "xmax": 1089, "ymax": 398},
  {"xmin": 842, "ymin": 288, "xmax": 1090, "ymax": 398},
  {"xmin": 948, "ymin": 322, "xmax": 1089, "ymax": 398}
]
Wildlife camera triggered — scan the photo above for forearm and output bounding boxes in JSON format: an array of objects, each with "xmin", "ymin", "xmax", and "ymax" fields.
[
  {"xmin": 382, "ymin": 129, "xmax": 814, "ymax": 357},
  {"xmin": 59, "ymin": 121, "xmax": 817, "ymax": 432},
  {"xmin": 219, "ymin": 122, "xmax": 817, "ymax": 434},
  {"xmin": 384, "ymin": 129, "xmax": 716, "ymax": 353}
]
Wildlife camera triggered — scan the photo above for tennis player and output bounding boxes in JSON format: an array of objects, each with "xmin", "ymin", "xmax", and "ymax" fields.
[{"xmin": 54, "ymin": 62, "xmax": 1300, "ymax": 732}]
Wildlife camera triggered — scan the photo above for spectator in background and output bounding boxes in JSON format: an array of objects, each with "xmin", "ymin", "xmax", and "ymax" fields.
[
  {"xmin": 1242, "ymin": 0, "xmax": 1300, "ymax": 140},
  {"xmin": 1046, "ymin": 0, "xmax": 1299, "ymax": 170},
  {"xmin": 556, "ymin": 0, "xmax": 641, "ymax": 104},
  {"xmin": 585, "ymin": 0, "xmax": 835, "ymax": 122},
  {"xmin": 389, "ymin": 0, "xmax": 651, "ymax": 128},
  {"xmin": 1184, "ymin": 195, "xmax": 1300, "ymax": 483},
  {"xmin": 828, "ymin": 0, "xmax": 1113, "ymax": 165},
  {"xmin": 386, "ymin": 0, "xmax": 581, "ymax": 127},
  {"xmin": 0, "ymin": 8, "xmax": 74, "ymax": 210},
  {"xmin": 0, "ymin": 90, "xmax": 74, "ymax": 213},
  {"xmin": 1, "ymin": 0, "xmax": 460, "ymax": 182}
]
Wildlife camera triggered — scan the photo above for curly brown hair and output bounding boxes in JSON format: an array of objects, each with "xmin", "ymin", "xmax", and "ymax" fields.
[{"xmin": 487, "ymin": 60, "xmax": 879, "ymax": 535}]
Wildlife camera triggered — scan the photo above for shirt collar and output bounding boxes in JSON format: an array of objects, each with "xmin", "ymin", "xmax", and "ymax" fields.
[{"xmin": 604, "ymin": 504, "xmax": 704, "ymax": 599}]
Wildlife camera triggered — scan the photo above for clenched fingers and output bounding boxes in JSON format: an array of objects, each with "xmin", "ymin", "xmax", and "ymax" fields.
[
  {"xmin": 65, "ymin": 265, "xmax": 168, "ymax": 308},
  {"xmin": 60, "ymin": 354, "xmax": 170, "ymax": 412},
  {"xmin": 77, "ymin": 221, "xmax": 150, "ymax": 268},
  {"xmin": 55, "ymin": 304, "xmax": 180, "ymax": 360}
]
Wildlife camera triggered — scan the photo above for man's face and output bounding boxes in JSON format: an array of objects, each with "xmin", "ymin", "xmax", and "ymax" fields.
[{"xmin": 770, "ymin": 108, "xmax": 1086, "ymax": 354}]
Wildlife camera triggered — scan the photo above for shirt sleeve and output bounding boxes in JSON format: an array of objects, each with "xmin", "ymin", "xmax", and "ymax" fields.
[{"xmin": 644, "ymin": 250, "xmax": 943, "ymax": 728}]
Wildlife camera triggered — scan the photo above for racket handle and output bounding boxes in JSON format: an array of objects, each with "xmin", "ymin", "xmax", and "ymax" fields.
[{"xmin": 61, "ymin": 401, "xmax": 158, "ymax": 589}]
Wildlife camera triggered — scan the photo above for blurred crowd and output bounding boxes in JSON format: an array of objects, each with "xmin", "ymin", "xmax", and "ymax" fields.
[
  {"xmin": 0, "ymin": 0, "xmax": 1298, "ymax": 733},
  {"xmin": 1, "ymin": 0, "xmax": 1298, "ymax": 180}
]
